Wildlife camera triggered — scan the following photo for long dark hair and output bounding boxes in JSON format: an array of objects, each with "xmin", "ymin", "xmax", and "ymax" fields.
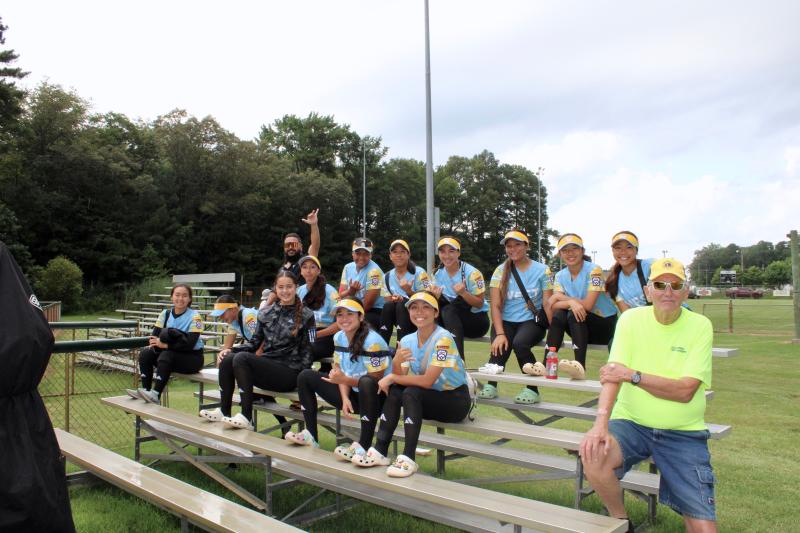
[
  {"xmin": 605, "ymin": 230, "xmax": 639, "ymax": 301},
  {"xmin": 275, "ymin": 270, "xmax": 304, "ymax": 336},
  {"xmin": 497, "ymin": 230, "xmax": 530, "ymax": 309},
  {"xmin": 343, "ymin": 297, "xmax": 370, "ymax": 363},
  {"xmin": 303, "ymin": 272, "xmax": 328, "ymax": 310}
]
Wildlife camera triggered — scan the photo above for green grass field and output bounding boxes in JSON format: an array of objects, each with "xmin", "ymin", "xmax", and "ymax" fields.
[{"xmin": 59, "ymin": 301, "xmax": 800, "ymax": 532}]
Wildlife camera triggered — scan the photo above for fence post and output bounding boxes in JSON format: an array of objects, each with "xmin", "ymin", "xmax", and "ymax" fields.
[
  {"xmin": 63, "ymin": 354, "xmax": 70, "ymax": 432},
  {"xmin": 789, "ymin": 229, "xmax": 800, "ymax": 344},
  {"xmin": 728, "ymin": 300, "xmax": 733, "ymax": 333}
]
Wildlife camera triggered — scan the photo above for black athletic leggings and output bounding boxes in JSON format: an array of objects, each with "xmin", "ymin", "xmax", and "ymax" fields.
[
  {"xmin": 375, "ymin": 384, "xmax": 471, "ymax": 461},
  {"xmin": 364, "ymin": 307, "xmax": 382, "ymax": 332},
  {"xmin": 296, "ymin": 369, "xmax": 385, "ymax": 448},
  {"xmin": 437, "ymin": 300, "xmax": 490, "ymax": 359},
  {"xmin": 225, "ymin": 351, "xmax": 300, "ymax": 422},
  {"xmin": 379, "ymin": 299, "xmax": 416, "ymax": 345},
  {"xmin": 310, "ymin": 332, "xmax": 334, "ymax": 373},
  {"xmin": 139, "ymin": 346, "xmax": 203, "ymax": 394},
  {"xmin": 487, "ymin": 320, "xmax": 547, "ymax": 393},
  {"xmin": 545, "ymin": 310, "xmax": 617, "ymax": 367}
]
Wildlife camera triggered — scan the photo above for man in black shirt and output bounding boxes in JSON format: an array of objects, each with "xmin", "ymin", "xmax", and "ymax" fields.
[{"xmin": 281, "ymin": 208, "xmax": 321, "ymax": 277}]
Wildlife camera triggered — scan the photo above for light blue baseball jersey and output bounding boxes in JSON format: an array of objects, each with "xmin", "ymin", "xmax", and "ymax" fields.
[
  {"xmin": 399, "ymin": 326, "xmax": 467, "ymax": 391},
  {"xmin": 155, "ymin": 308, "xmax": 204, "ymax": 350},
  {"xmin": 432, "ymin": 262, "xmax": 489, "ymax": 313},
  {"xmin": 333, "ymin": 329, "xmax": 391, "ymax": 391},
  {"xmin": 339, "ymin": 260, "xmax": 385, "ymax": 309},
  {"xmin": 489, "ymin": 260, "xmax": 553, "ymax": 322},
  {"xmin": 226, "ymin": 307, "xmax": 259, "ymax": 341},
  {"xmin": 553, "ymin": 261, "xmax": 618, "ymax": 318},
  {"xmin": 616, "ymin": 259, "xmax": 653, "ymax": 309},
  {"xmin": 298, "ymin": 283, "xmax": 339, "ymax": 327},
  {"xmin": 382, "ymin": 267, "xmax": 431, "ymax": 299}
]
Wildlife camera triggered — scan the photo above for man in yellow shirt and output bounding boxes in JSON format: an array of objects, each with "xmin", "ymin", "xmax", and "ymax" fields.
[{"xmin": 580, "ymin": 258, "xmax": 717, "ymax": 533}]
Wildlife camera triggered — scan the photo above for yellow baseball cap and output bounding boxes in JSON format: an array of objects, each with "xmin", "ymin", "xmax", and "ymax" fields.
[
  {"xmin": 649, "ymin": 258, "xmax": 686, "ymax": 281},
  {"xmin": 334, "ymin": 298, "xmax": 365, "ymax": 315},
  {"xmin": 557, "ymin": 233, "xmax": 584, "ymax": 252},
  {"xmin": 437, "ymin": 237, "xmax": 461, "ymax": 251},
  {"xmin": 611, "ymin": 231, "xmax": 639, "ymax": 249},
  {"xmin": 209, "ymin": 302, "xmax": 238, "ymax": 317},
  {"xmin": 404, "ymin": 291, "xmax": 439, "ymax": 311},
  {"xmin": 389, "ymin": 239, "xmax": 410, "ymax": 253},
  {"xmin": 500, "ymin": 230, "xmax": 529, "ymax": 245},
  {"xmin": 298, "ymin": 255, "xmax": 321, "ymax": 269}
]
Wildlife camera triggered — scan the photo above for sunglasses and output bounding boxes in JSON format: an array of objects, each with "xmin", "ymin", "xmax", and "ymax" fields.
[
  {"xmin": 284, "ymin": 242, "xmax": 301, "ymax": 249},
  {"xmin": 651, "ymin": 280, "xmax": 686, "ymax": 291},
  {"xmin": 353, "ymin": 238, "xmax": 373, "ymax": 247}
]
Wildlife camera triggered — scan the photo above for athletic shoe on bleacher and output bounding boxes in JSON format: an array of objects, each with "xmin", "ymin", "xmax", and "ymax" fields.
[
  {"xmin": 334, "ymin": 442, "xmax": 364, "ymax": 461},
  {"xmin": 284, "ymin": 429, "xmax": 318, "ymax": 447},
  {"xmin": 558, "ymin": 360, "xmax": 586, "ymax": 380},
  {"xmin": 387, "ymin": 454, "xmax": 418, "ymax": 478},
  {"xmin": 522, "ymin": 362, "xmax": 546, "ymax": 376},
  {"xmin": 199, "ymin": 408, "xmax": 224, "ymax": 422},
  {"xmin": 222, "ymin": 413, "xmax": 254, "ymax": 431},
  {"xmin": 352, "ymin": 446, "xmax": 390, "ymax": 467},
  {"xmin": 137, "ymin": 388, "xmax": 160, "ymax": 404},
  {"xmin": 125, "ymin": 389, "xmax": 141, "ymax": 400}
]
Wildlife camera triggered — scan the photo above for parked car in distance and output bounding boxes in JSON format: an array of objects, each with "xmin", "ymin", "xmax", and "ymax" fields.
[{"xmin": 725, "ymin": 287, "xmax": 764, "ymax": 299}]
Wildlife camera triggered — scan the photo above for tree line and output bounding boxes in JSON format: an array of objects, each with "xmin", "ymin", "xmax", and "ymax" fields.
[
  {"xmin": 689, "ymin": 241, "xmax": 792, "ymax": 287},
  {"xmin": 0, "ymin": 19, "xmax": 551, "ymax": 309}
]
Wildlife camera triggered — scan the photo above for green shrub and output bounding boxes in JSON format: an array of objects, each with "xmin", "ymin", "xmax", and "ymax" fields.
[{"xmin": 38, "ymin": 256, "xmax": 84, "ymax": 309}]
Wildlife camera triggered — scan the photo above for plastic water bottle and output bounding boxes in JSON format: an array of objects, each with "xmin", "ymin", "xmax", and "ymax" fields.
[{"xmin": 546, "ymin": 347, "xmax": 558, "ymax": 379}]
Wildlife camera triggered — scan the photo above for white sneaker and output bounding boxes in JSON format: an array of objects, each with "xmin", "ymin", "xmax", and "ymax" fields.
[
  {"xmin": 334, "ymin": 442, "xmax": 363, "ymax": 461},
  {"xmin": 199, "ymin": 407, "xmax": 224, "ymax": 422},
  {"xmin": 352, "ymin": 446, "xmax": 390, "ymax": 467},
  {"xmin": 415, "ymin": 447, "xmax": 432, "ymax": 456},
  {"xmin": 138, "ymin": 388, "xmax": 160, "ymax": 404},
  {"xmin": 222, "ymin": 413, "xmax": 254, "ymax": 431},
  {"xmin": 284, "ymin": 429, "xmax": 318, "ymax": 447},
  {"xmin": 125, "ymin": 389, "xmax": 140, "ymax": 400},
  {"xmin": 386, "ymin": 454, "xmax": 419, "ymax": 478}
]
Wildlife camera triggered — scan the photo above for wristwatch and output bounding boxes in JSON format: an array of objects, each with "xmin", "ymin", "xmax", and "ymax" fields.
[{"xmin": 630, "ymin": 371, "xmax": 642, "ymax": 386}]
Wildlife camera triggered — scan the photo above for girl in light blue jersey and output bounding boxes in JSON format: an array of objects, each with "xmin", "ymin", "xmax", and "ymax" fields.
[
  {"xmin": 379, "ymin": 239, "xmax": 431, "ymax": 345},
  {"xmin": 430, "ymin": 236, "xmax": 489, "ymax": 359},
  {"xmin": 132, "ymin": 284, "xmax": 204, "ymax": 404},
  {"xmin": 287, "ymin": 298, "xmax": 391, "ymax": 462},
  {"xmin": 546, "ymin": 234, "xmax": 618, "ymax": 380},
  {"xmin": 478, "ymin": 230, "xmax": 553, "ymax": 404},
  {"xmin": 369, "ymin": 292, "xmax": 472, "ymax": 478},
  {"xmin": 339, "ymin": 237, "xmax": 385, "ymax": 332},
  {"xmin": 604, "ymin": 231, "xmax": 653, "ymax": 312},
  {"xmin": 297, "ymin": 255, "xmax": 340, "ymax": 372}
]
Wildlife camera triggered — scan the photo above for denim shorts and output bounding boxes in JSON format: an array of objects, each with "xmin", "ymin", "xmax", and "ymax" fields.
[{"xmin": 609, "ymin": 418, "xmax": 717, "ymax": 521}]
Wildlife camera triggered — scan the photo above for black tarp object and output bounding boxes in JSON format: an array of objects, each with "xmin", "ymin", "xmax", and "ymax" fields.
[{"xmin": 0, "ymin": 241, "xmax": 75, "ymax": 532}]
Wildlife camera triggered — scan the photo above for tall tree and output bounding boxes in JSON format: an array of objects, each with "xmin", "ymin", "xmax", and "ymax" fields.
[{"xmin": 0, "ymin": 17, "xmax": 28, "ymax": 138}]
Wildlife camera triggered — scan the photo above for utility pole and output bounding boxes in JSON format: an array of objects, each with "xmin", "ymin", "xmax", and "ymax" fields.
[
  {"xmin": 788, "ymin": 230, "xmax": 800, "ymax": 343},
  {"xmin": 538, "ymin": 167, "xmax": 544, "ymax": 262},
  {"xmin": 362, "ymin": 139, "xmax": 366, "ymax": 238},
  {"xmin": 424, "ymin": 0, "xmax": 435, "ymax": 273}
]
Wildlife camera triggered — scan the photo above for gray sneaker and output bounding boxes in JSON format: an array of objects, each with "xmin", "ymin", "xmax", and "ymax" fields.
[{"xmin": 137, "ymin": 388, "xmax": 160, "ymax": 404}]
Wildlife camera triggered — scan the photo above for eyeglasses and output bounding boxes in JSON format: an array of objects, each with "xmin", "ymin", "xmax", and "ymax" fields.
[{"xmin": 651, "ymin": 280, "xmax": 686, "ymax": 291}]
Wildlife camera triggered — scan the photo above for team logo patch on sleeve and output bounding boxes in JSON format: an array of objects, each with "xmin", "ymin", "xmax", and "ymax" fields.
[
  {"xmin": 370, "ymin": 356, "xmax": 381, "ymax": 368},
  {"xmin": 436, "ymin": 349, "xmax": 447, "ymax": 361},
  {"xmin": 193, "ymin": 318, "xmax": 203, "ymax": 330}
]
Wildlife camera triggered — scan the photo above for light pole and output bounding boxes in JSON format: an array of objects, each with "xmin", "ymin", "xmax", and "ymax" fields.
[
  {"xmin": 538, "ymin": 167, "xmax": 544, "ymax": 262},
  {"xmin": 739, "ymin": 249, "xmax": 744, "ymax": 272},
  {"xmin": 591, "ymin": 250, "xmax": 597, "ymax": 264},
  {"xmin": 362, "ymin": 139, "xmax": 366, "ymax": 238},
  {"xmin": 662, "ymin": 249, "xmax": 669, "ymax": 258},
  {"xmin": 424, "ymin": 0, "xmax": 435, "ymax": 273}
]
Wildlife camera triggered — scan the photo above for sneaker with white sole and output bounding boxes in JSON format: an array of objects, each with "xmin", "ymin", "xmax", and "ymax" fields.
[
  {"xmin": 558, "ymin": 359, "xmax": 586, "ymax": 380},
  {"xmin": 199, "ymin": 407, "xmax": 224, "ymax": 422},
  {"xmin": 334, "ymin": 442, "xmax": 364, "ymax": 461},
  {"xmin": 125, "ymin": 389, "xmax": 141, "ymax": 400},
  {"xmin": 386, "ymin": 454, "xmax": 418, "ymax": 478},
  {"xmin": 222, "ymin": 413, "xmax": 254, "ymax": 431},
  {"xmin": 522, "ymin": 361, "xmax": 547, "ymax": 376},
  {"xmin": 415, "ymin": 447, "xmax": 432, "ymax": 457},
  {"xmin": 137, "ymin": 388, "xmax": 160, "ymax": 404},
  {"xmin": 352, "ymin": 446, "xmax": 390, "ymax": 467},
  {"xmin": 284, "ymin": 429, "xmax": 318, "ymax": 447}
]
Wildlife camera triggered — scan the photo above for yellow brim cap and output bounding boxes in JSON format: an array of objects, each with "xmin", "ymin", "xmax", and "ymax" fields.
[
  {"xmin": 334, "ymin": 298, "xmax": 365, "ymax": 315},
  {"xmin": 210, "ymin": 302, "xmax": 237, "ymax": 317},
  {"xmin": 437, "ymin": 237, "xmax": 461, "ymax": 251},
  {"xmin": 390, "ymin": 239, "xmax": 410, "ymax": 252},
  {"xmin": 649, "ymin": 258, "xmax": 686, "ymax": 281},
  {"xmin": 298, "ymin": 255, "xmax": 321, "ymax": 269},
  {"xmin": 557, "ymin": 234, "xmax": 584, "ymax": 252},
  {"xmin": 500, "ymin": 230, "xmax": 529, "ymax": 245},
  {"xmin": 611, "ymin": 232, "xmax": 639, "ymax": 249},
  {"xmin": 404, "ymin": 291, "xmax": 439, "ymax": 311}
]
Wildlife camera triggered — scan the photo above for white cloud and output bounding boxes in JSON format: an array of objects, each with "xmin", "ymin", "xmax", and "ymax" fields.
[
  {"xmin": 501, "ymin": 131, "xmax": 623, "ymax": 178},
  {"xmin": 785, "ymin": 147, "xmax": 800, "ymax": 176}
]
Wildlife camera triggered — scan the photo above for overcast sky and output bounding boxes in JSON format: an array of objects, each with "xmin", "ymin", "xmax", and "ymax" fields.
[{"xmin": 4, "ymin": 1, "xmax": 799, "ymax": 269}]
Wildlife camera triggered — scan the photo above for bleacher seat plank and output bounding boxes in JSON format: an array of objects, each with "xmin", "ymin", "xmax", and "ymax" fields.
[
  {"xmin": 105, "ymin": 396, "xmax": 626, "ymax": 533},
  {"xmin": 471, "ymin": 337, "xmax": 738, "ymax": 358},
  {"xmin": 55, "ymin": 429, "xmax": 298, "ymax": 532}
]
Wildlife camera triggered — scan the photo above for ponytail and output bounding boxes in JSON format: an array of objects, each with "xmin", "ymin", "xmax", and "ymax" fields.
[
  {"xmin": 497, "ymin": 258, "xmax": 513, "ymax": 309},
  {"xmin": 349, "ymin": 317, "xmax": 371, "ymax": 362},
  {"xmin": 605, "ymin": 262, "xmax": 623, "ymax": 301},
  {"xmin": 303, "ymin": 273, "xmax": 328, "ymax": 310}
]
